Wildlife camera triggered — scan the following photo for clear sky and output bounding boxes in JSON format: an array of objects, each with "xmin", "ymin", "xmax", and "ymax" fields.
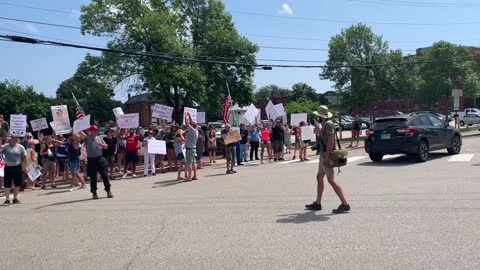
[{"xmin": 2, "ymin": 0, "xmax": 480, "ymax": 101}]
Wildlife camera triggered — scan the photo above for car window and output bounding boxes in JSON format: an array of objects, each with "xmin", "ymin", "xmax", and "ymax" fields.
[
  {"xmin": 372, "ymin": 119, "xmax": 408, "ymax": 130},
  {"xmin": 427, "ymin": 115, "xmax": 444, "ymax": 127}
]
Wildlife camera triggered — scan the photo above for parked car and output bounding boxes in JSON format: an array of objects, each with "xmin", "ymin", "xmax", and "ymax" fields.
[
  {"xmin": 364, "ymin": 112, "xmax": 462, "ymax": 162},
  {"xmin": 333, "ymin": 117, "xmax": 352, "ymax": 130},
  {"xmin": 360, "ymin": 117, "xmax": 372, "ymax": 128}
]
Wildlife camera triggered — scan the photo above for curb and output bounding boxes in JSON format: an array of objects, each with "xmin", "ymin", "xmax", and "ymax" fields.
[{"xmin": 462, "ymin": 132, "xmax": 480, "ymax": 138}]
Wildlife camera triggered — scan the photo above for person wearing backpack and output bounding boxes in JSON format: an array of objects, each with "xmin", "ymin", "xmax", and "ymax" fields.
[{"xmin": 305, "ymin": 105, "xmax": 350, "ymax": 214}]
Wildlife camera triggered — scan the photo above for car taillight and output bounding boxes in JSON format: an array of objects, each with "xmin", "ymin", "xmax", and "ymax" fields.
[
  {"xmin": 396, "ymin": 126, "xmax": 416, "ymax": 135},
  {"xmin": 366, "ymin": 129, "xmax": 374, "ymax": 136}
]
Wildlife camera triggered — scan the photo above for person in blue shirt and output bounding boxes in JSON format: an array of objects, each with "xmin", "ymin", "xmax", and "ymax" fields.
[{"xmin": 249, "ymin": 124, "xmax": 260, "ymax": 161}]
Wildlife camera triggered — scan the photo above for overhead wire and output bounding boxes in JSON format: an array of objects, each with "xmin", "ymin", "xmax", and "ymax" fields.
[
  {"xmin": 348, "ymin": 0, "xmax": 480, "ymax": 8},
  {"xmin": 0, "ymin": 1, "xmax": 81, "ymax": 14}
]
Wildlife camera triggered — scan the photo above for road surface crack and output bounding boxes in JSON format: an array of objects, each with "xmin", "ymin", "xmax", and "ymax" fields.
[{"xmin": 126, "ymin": 217, "xmax": 167, "ymax": 270}]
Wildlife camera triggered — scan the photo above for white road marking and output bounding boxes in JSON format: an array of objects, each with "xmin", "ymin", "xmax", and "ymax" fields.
[
  {"xmin": 280, "ymin": 159, "xmax": 301, "ymax": 164},
  {"xmin": 448, "ymin": 154, "xmax": 474, "ymax": 162},
  {"xmin": 348, "ymin": 156, "xmax": 368, "ymax": 163}
]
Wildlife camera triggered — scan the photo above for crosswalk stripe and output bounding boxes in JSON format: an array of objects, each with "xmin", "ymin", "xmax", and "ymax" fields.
[{"xmin": 448, "ymin": 154, "xmax": 474, "ymax": 162}]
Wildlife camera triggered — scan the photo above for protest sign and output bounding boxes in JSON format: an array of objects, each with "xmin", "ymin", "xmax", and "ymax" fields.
[
  {"xmin": 265, "ymin": 100, "xmax": 276, "ymax": 121},
  {"xmin": 30, "ymin": 118, "xmax": 48, "ymax": 132},
  {"xmin": 9, "ymin": 115, "xmax": 27, "ymax": 137},
  {"xmin": 255, "ymin": 108, "xmax": 261, "ymax": 124},
  {"xmin": 26, "ymin": 163, "xmax": 42, "ymax": 181},
  {"xmin": 243, "ymin": 104, "xmax": 259, "ymax": 124},
  {"xmin": 291, "ymin": 113, "xmax": 308, "ymax": 126},
  {"xmin": 73, "ymin": 115, "xmax": 91, "ymax": 134},
  {"xmin": 113, "ymin": 107, "xmax": 124, "ymax": 119},
  {"xmin": 51, "ymin": 105, "xmax": 71, "ymax": 135},
  {"xmin": 152, "ymin": 104, "xmax": 174, "ymax": 120},
  {"xmin": 273, "ymin": 103, "xmax": 286, "ymax": 120},
  {"xmin": 197, "ymin": 112, "xmax": 206, "ymax": 124},
  {"xmin": 222, "ymin": 130, "xmax": 242, "ymax": 145},
  {"xmin": 147, "ymin": 140, "xmax": 167, "ymax": 155},
  {"xmin": 183, "ymin": 107, "xmax": 197, "ymax": 125},
  {"xmin": 0, "ymin": 154, "xmax": 5, "ymax": 177},
  {"xmin": 50, "ymin": 121, "xmax": 56, "ymax": 131},
  {"xmin": 301, "ymin": 126, "xmax": 316, "ymax": 141},
  {"xmin": 118, "ymin": 113, "xmax": 139, "ymax": 129}
]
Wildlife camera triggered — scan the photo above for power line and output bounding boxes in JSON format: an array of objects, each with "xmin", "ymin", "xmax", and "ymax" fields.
[
  {"xmin": 349, "ymin": 0, "xmax": 480, "ymax": 8},
  {"xmin": 229, "ymin": 10, "xmax": 480, "ymax": 26},
  {"xmin": 0, "ymin": 1, "xmax": 80, "ymax": 14},
  {"xmin": 0, "ymin": 27, "xmax": 101, "ymax": 47},
  {"xmin": 0, "ymin": 16, "xmax": 81, "ymax": 29},
  {"xmin": 2, "ymin": 34, "xmax": 480, "ymax": 69}
]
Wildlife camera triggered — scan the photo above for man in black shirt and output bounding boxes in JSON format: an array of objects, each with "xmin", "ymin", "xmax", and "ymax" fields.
[
  {"xmin": 221, "ymin": 124, "xmax": 236, "ymax": 174},
  {"xmin": 271, "ymin": 120, "xmax": 285, "ymax": 161},
  {"xmin": 239, "ymin": 124, "xmax": 249, "ymax": 163},
  {"xmin": 102, "ymin": 129, "xmax": 118, "ymax": 180}
]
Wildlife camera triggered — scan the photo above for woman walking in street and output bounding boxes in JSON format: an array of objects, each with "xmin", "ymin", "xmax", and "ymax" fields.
[
  {"xmin": 0, "ymin": 137, "xmax": 27, "ymax": 205},
  {"xmin": 207, "ymin": 125, "xmax": 217, "ymax": 164},
  {"xmin": 260, "ymin": 123, "xmax": 272, "ymax": 164}
]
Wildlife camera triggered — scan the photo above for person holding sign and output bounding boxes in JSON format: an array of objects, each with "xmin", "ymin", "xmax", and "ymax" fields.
[
  {"xmin": 184, "ymin": 112, "xmax": 199, "ymax": 181},
  {"xmin": 143, "ymin": 130, "xmax": 157, "ymax": 177},
  {"xmin": 260, "ymin": 123, "xmax": 272, "ymax": 164},
  {"xmin": 122, "ymin": 129, "xmax": 139, "ymax": 179},
  {"xmin": 0, "ymin": 137, "xmax": 27, "ymax": 205},
  {"xmin": 78, "ymin": 125, "xmax": 114, "ymax": 200},
  {"xmin": 221, "ymin": 124, "xmax": 237, "ymax": 175},
  {"xmin": 0, "ymin": 114, "xmax": 10, "ymax": 144}
]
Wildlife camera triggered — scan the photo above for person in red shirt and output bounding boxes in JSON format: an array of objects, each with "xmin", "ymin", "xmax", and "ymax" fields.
[
  {"xmin": 260, "ymin": 123, "xmax": 272, "ymax": 164},
  {"xmin": 122, "ymin": 129, "xmax": 139, "ymax": 178}
]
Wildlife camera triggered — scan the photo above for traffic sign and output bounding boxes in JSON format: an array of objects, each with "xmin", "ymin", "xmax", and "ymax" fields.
[{"xmin": 452, "ymin": 89, "xmax": 463, "ymax": 97}]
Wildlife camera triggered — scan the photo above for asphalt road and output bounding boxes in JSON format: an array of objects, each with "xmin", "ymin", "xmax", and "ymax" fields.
[{"xmin": 2, "ymin": 137, "xmax": 480, "ymax": 269}]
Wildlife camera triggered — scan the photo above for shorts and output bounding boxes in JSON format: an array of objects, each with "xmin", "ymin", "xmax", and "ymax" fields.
[
  {"xmin": 118, "ymin": 145, "xmax": 126, "ymax": 154},
  {"xmin": 57, "ymin": 157, "xmax": 66, "ymax": 172},
  {"xmin": 104, "ymin": 155, "xmax": 115, "ymax": 167},
  {"xmin": 262, "ymin": 140, "xmax": 271, "ymax": 145},
  {"xmin": 318, "ymin": 154, "xmax": 334, "ymax": 178},
  {"xmin": 196, "ymin": 148, "xmax": 204, "ymax": 162},
  {"xmin": 4, "ymin": 165, "xmax": 22, "ymax": 188},
  {"xmin": 126, "ymin": 151, "xmax": 138, "ymax": 163},
  {"xmin": 155, "ymin": 154, "xmax": 165, "ymax": 162},
  {"xmin": 185, "ymin": 149, "xmax": 197, "ymax": 164},
  {"xmin": 69, "ymin": 158, "xmax": 80, "ymax": 174},
  {"xmin": 272, "ymin": 140, "xmax": 283, "ymax": 154},
  {"xmin": 176, "ymin": 153, "xmax": 185, "ymax": 160},
  {"xmin": 42, "ymin": 159, "xmax": 56, "ymax": 176},
  {"xmin": 225, "ymin": 146, "xmax": 236, "ymax": 162}
]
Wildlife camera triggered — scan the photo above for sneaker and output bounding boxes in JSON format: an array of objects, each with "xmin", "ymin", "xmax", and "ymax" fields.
[
  {"xmin": 226, "ymin": 170, "xmax": 234, "ymax": 174},
  {"xmin": 41, "ymin": 185, "xmax": 46, "ymax": 190},
  {"xmin": 3, "ymin": 200, "xmax": 10, "ymax": 206},
  {"xmin": 332, "ymin": 204, "xmax": 351, "ymax": 214},
  {"xmin": 292, "ymin": 156, "xmax": 296, "ymax": 160},
  {"xmin": 122, "ymin": 173, "xmax": 128, "ymax": 179},
  {"xmin": 132, "ymin": 174, "xmax": 137, "ymax": 177},
  {"xmin": 12, "ymin": 198, "xmax": 21, "ymax": 204},
  {"xmin": 273, "ymin": 158, "xmax": 277, "ymax": 162},
  {"xmin": 152, "ymin": 173, "xmax": 156, "ymax": 176},
  {"xmin": 144, "ymin": 175, "xmax": 147, "ymax": 177},
  {"xmin": 107, "ymin": 192, "xmax": 114, "ymax": 198},
  {"xmin": 305, "ymin": 202, "xmax": 322, "ymax": 211},
  {"xmin": 92, "ymin": 193, "xmax": 99, "ymax": 200}
]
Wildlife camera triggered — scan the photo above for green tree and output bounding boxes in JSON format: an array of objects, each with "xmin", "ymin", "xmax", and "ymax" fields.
[
  {"xmin": 284, "ymin": 97, "xmax": 318, "ymax": 124},
  {"xmin": 0, "ymin": 80, "xmax": 56, "ymax": 124},
  {"xmin": 80, "ymin": 0, "xmax": 258, "ymax": 122},
  {"xmin": 254, "ymin": 84, "xmax": 290, "ymax": 101}
]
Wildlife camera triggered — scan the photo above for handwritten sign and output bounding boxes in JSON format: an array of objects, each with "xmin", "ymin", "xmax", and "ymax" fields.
[
  {"xmin": 73, "ymin": 115, "xmax": 91, "ymax": 134},
  {"xmin": 222, "ymin": 130, "xmax": 242, "ymax": 145},
  {"xmin": 26, "ymin": 163, "xmax": 42, "ymax": 181},
  {"xmin": 51, "ymin": 105, "xmax": 71, "ymax": 135},
  {"xmin": 113, "ymin": 107, "xmax": 124, "ymax": 119},
  {"xmin": 301, "ymin": 126, "xmax": 316, "ymax": 141},
  {"xmin": 30, "ymin": 118, "xmax": 49, "ymax": 132},
  {"xmin": 183, "ymin": 107, "xmax": 197, "ymax": 125},
  {"xmin": 9, "ymin": 115, "xmax": 27, "ymax": 137},
  {"xmin": 118, "ymin": 113, "xmax": 139, "ymax": 129},
  {"xmin": 243, "ymin": 104, "xmax": 259, "ymax": 124},
  {"xmin": 291, "ymin": 113, "xmax": 308, "ymax": 126},
  {"xmin": 147, "ymin": 140, "xmax": 167, "ymax": 155},
  {"xmin": 197, "ymin": 112, "xmax": 206, "ymax": 124},
  {"xmin": 152, "ymin": 104, "xmax": 174, "ymax": 120}
]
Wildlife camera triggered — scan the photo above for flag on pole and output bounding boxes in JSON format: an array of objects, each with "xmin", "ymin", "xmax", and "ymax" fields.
[
  {"xmin": 72, "ymin": 93, "xmax": 86, "ymax": 120},
  {"xmin": 222, "ymin": 84, "xmax": 232, "ymax": 124}
]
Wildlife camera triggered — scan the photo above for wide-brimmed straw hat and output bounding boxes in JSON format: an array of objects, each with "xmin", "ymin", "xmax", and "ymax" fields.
[{"xmin": 313, "ymin": 105, "xmax": 333, "ymax": 118}]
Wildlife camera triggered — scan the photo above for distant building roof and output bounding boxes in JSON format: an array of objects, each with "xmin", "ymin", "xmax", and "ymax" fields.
[{"xmin": 124, "ymin": 93, "xmax": 162, "ymax": 105}]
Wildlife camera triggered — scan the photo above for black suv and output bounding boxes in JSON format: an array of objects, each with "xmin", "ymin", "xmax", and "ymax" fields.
[{"xmin": 364, "ymin": 112, "xmax": 462, "ymax": 162}]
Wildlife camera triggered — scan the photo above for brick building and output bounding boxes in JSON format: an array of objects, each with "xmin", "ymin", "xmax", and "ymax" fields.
[
  {"xmin": 255, "ymin": 92, "xmax": 289, "ymax": 120},
  {"xmin": 124, "ymin": 93, "xmax": 164, "ymax": 127}
]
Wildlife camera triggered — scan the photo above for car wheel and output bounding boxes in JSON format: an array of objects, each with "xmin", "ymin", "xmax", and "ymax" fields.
[
  {"xmin": 416, "ymin": 140, "xmax": 429, "ymax": 162},
  {"xmin": 447, "ymin": 135, "xmax": 461, "ymax": 155},
  {"xmin": 460, "ymin": 121, "xmax": 465, "ymax": 127},
  {"xmin": 369, "ymin": 152, "xmax": 384, "ymax": 162}
]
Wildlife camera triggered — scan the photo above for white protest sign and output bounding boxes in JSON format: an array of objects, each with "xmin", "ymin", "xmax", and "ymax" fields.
[
  {"xmin": 301, "ymin": 126, "xmax": 316, "ymax": 141},
  {"xmin": 152, "ymin": 104, "xmax": 174, "ymax": 120},
  {"xmin": 51, "ymin": 105, "xmax": 71, "ymax": 135},
  {"xmin": 118, "ymin": 113, "xmax": 139, "ymax": 129},
  {"xmin": 0, "ymin": 154, "xmax": 5, "ymax": 177},
  {"xmin": 183, "ymin": 107, "xmax": 197, "ymax": 125},
  {"xmin": 291, "ymin": 113, "xmax": 308, "ymax": 126},
  {"xmin": 73, "ymin": 115, "xmax": 91, "ymax": 134},
  {"xmin": 9, "ymin": 115, "xmax": 27, "ymax": 137},
  {"xmin": 265, "ymin": 100, "xmax": 276, "ymax": 120},
  {"xmin": 147, "ymin": 140, "xmax": 167, "ymax": 155},
  {"xmin": 197, "ymin": 112, "xmax": 206, "ymax": 124},
  {"xmin": 255, "ymin": 108, "xmax": 261, "ymax": 124},
  {"xmin": 113, "ymin": 107, "xmax": 124, "ymax": 119},
  {"xmin": 243, "ymin": 104, "xmax": 259, "ymax": 124},
  {"xmin": 26, "ymin": 163, "xmax": 42, "ymax": 181},
  {"xmin": 273, "ymin": 103, "xmax": 285, "ymax": 120},
  {"xmin": 50, "ymin": 121, "xmax": 56, "ymax": 131},
  {"xmin": 30, "ymin": 118, "xmax": 48, "ymax": 132}
]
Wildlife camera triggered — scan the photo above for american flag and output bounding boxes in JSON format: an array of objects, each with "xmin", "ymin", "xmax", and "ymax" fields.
[
  {"xmin": 221, "ymin": 87, "xmax": 232, "ymax": 124},
  {"xmin": 72, "ymin": 93, "xmax": 86, "ymax": 120}
]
